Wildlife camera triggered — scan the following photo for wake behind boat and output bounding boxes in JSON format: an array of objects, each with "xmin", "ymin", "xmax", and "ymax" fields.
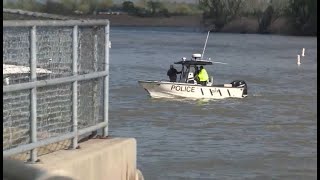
[
  {"xmin": 138, "ymin": 54, "xmax": 248, "ymax": 99},
  {"xmin": 138, "ymin": 31, "xmax": 248, "ymax": 99}
]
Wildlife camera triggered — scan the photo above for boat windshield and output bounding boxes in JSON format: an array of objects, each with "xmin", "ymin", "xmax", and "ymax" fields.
[
  {"xmin": 175, "ymin": 59, "xmax": 213, "ymax": 83},
  {"xmin": 178, "ymin": 65, "xmax": 201, "ymax": 83}
]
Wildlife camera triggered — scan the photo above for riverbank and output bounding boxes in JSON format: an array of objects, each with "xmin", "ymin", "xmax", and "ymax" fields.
[
  {"xmin": 80, "ymin": 14, "xmax": 301, "ymax": 36},
  {"xmin": 3, "ymin": 9, "xmax": 311, "ymax": 36},
  {"xmin": 78, "ymin": 14, "xmax": 203, "ymax": 27},
  {"xmin": 220, "ymin": 16, "xmax": 295, "ymax": 35}
]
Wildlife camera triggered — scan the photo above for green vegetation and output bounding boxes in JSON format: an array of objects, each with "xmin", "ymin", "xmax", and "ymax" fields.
[
  {"xmin": 199, "ymin": 0, "xmax": 243, "ymax": 30},
  {"xmin": 3, "ymin": 0, "xmax": 200, "ymax": 17},
  {"xmin": 125, "ymin": 1, "xmax": 171, "ymax": 17},
  {"xmin": 120, "ymin": 0, "xmax": 201, "ymax": 17},
  {"xmin": 4, "ymin": 0, "xmax": 114, "ymax": 15},
  {"xmin": 285, "ymin": 0, "xmax": 317, "ymax": 35},
  {"xmin": 4, "ymin": 0, "xmax": 43, "ymax": 12},
  {"xmin": 3, "ymin": 0, "xmax": 316, "ymax": 36},
  {"xmin": 199, "ymin": 0, "xmax": 317, "ymax": 36}
]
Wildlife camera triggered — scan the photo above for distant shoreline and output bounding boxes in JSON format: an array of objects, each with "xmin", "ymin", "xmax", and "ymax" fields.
[
  {"xmin": 78, "ymin": 14, "xmax": 315, "ymax": 37},
  {"xmin": 3, "ymin": 10, "xmax": 315, "ymax": 36},
  {"xmin": 79, "ymin": 14, "xmax": 202, "ymax": 28}
]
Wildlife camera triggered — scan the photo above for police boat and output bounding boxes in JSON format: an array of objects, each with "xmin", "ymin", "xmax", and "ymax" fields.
[
  {"xmin": 138, "ymin": 31, "xmax": 248, "ymax": 99},
  {"xmin": 138, "ymin": 53, "xmax": 248, "ymax": 99}
]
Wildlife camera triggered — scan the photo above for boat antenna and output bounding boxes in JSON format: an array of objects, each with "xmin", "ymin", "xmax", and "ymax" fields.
[{"xmin": 201, "ymin": 31, "xmax": 210, "ymax": 59}]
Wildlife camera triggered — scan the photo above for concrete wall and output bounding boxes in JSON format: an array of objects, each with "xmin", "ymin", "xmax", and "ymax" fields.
[{"xmin": 31, "ymin": 138, "xmax": 142, "ymax": 180}]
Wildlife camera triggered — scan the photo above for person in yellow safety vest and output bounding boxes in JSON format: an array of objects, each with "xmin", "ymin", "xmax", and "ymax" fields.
[{"xmin": 196, "ymin": 65, "xmax": 209, "ymax": 86}]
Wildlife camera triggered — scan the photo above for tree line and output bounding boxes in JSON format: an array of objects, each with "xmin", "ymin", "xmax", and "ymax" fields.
[
  {"xmin": 4, "ymin": 0, "xmax": 113, "ymax": 15},
  {"xmin": 3, "ymin": 0, "xmax": 199, "ymax": 17},
  {"xmin": 4, "ymin": 0, "xmax": 316, "ymax": 36},
  {"xmin": 121, "ymin": 0, "xmax": 201, "ymax": 17},
  {"xmin": 199, "ymin": 0, "xmax": 317, "ymax": 36}
]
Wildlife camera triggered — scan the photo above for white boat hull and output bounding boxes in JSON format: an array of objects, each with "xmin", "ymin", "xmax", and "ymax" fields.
[{"xmin": 138, "ymin": 80, "xmax": 247, "ymax": 99}]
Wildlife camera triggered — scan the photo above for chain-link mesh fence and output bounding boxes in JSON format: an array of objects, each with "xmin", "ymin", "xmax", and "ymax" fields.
[
  {"xmin": 3, "ymin": 20, "xmax": 109, "ymax": 162},
  {"xmin": 36, "ymin": 26, "xmax": 73, "ymax": 80},
  {"xmin": 78, "ymin": 78, "xmax": 104, "ymax": 129},
  {"xmin": 3, "ymin": 27, "xmax": 31, "ymax": 85},
  {"xmin": 3, "ymin": 90, "xmax": 31, "ymax": 150}
]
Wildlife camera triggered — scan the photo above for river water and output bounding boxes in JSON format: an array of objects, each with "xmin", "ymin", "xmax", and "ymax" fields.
[{"xmin": 108, "ymin": 27, "xmax": 317, "ymax": 179}]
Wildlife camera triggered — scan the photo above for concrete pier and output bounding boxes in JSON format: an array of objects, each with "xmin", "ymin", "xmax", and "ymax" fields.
[{"xmin": 29, "ymin": 138, "xmax": 143, "ymax": 180}]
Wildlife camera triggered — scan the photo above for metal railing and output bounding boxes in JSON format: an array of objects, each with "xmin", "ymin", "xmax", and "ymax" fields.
[{"xmin": 3, "ymin": 19, "xmax": 110, "ymax": 162}]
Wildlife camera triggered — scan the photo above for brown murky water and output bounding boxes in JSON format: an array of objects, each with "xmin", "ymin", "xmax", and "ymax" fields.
[{"xmin": 108, "ymin": 27, "xmax": 317, "ymax": 179}]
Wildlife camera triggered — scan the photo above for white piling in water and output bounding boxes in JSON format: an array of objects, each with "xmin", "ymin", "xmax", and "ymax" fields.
[
  {"xmin": 4, "ymin": 77, "xmax": 9, "ymax": 85},
  {"xmin": 297, "ymin": 55, "xmax": 301, "ymax": 65},
  {"xmin": 302, "ymin": 48, "xmax": 305, "ymax": 57}
]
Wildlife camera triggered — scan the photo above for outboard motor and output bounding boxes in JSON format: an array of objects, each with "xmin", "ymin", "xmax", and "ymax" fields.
[{"xmin": 230, "ymin": 80, "xmax": 248, "ymax": 97}]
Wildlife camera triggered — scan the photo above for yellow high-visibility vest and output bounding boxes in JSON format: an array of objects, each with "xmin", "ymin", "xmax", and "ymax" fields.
[{"xmin": 198, "ymin": 68, "xmax": 209, "ymax": 82}]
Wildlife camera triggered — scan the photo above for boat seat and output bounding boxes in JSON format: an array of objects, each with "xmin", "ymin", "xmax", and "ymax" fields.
[
  {"xmin": 187, "ymin": 72, "xmax": 197, "ymax": 84},
  {"xmin": 187, "ymin": 72, "xmax": 194, "ymax": 79},
  {"xmin": 187, "ymin": 79, "xmax": 197, "ymax": 84}
]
